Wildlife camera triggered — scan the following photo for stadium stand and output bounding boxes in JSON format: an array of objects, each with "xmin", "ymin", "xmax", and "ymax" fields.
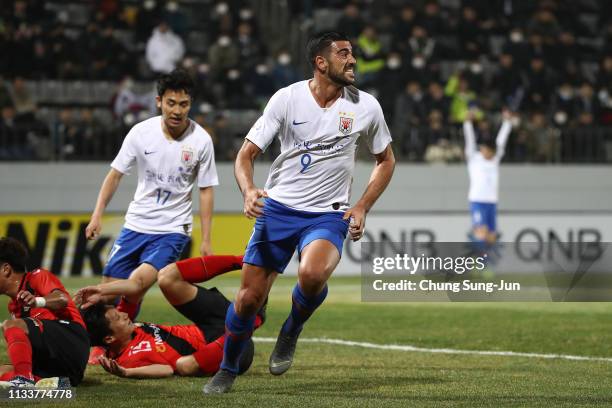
[{"xmin": 0, "ymin": 0, "xmax": 610, "ymax": 162}]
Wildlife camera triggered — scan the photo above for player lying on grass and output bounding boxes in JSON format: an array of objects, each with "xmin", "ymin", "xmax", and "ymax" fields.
[
  {"xmin": 78, "ymin": 255, "xmax": 264, "ymax": 378},
  {"xmin": 0, "ymin": 237, "xmax": 89, "ymax": 388}
]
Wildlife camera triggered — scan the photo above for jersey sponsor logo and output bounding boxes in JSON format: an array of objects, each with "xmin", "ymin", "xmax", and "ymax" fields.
[
  {"xmin": 129, "ymin": 340, "xmax": 153, "ymax": 355},
  {"xmin": 292, "ymin": 120, "xmax": 308, "ymax": 126},
  {"xmin": 339, "ymin": 116, "xmax": 353, "ymax": 134},
  {"xmin": 144, "ymin": 150, "xmax": 156, "ymax": 155}
]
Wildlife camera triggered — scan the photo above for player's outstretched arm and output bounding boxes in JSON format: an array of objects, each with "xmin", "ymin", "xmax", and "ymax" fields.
[
  {"xmin": 344, "ymin": 145, "xmax": 395, "ymax": 241},
  {"xmin": 495, "ymin": 109, "xmax": 513, "ymax": 159},
  {"xmin": 463, "ymin": 112, "xmax": 478, "ymax": 160},
  {"xmin": 235, "ymin": 140, "xmax": 268, "ymax": 219},
  {"xmin": 99, "ymin": 356, "xmax": 173, "ymax": 379},
  {"xmin": 86, "ymin": 168, "xmax": 124, "ymax": 240},
  {"xmin": 76, "ymin": 267, "xmax": 156, "ymax": 308}
]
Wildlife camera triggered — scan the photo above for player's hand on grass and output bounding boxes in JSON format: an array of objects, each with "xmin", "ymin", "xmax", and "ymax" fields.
[
  {"xmin": 243, "ymin": 187, "xmax": 268, "ymax": 219},
  {"xmin": 85, "ymin": 216, "xmax": 102, "ymax": 240},
  {"xmin": 16, "ymin": 290, "xmax": 37, "ymax": 307},
  {"xmin": 74, "ymin": 286, "xmax": 103, "ymax": 309},
  {"xmin": 99, "ymin": 356, "xmax": 127, "ymax": 378},
  {"xmin": 343, "ymin": 205, "xmax": 367, "ymax": 241}
]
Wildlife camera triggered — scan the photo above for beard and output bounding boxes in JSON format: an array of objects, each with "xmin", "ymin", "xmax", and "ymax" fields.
[{"xmin": 328, "ymin": 65, "xmax": 355, "ymax": 87}]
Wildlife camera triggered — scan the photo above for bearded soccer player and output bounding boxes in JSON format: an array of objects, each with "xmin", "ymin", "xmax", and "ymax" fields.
[
  {"xmin": 0, "ymin": 237, "xmax": 89, "ymax": 388},
  {"xmin": 78, "ymin": 254, "xmax": 262, "ymax": 378},
  {"xmin": 204, "ymin": 31, "xmax": 395, "ymax": 394}
]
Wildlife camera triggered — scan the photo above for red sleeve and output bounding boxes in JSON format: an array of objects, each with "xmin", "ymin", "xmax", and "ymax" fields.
[{"xmin": 28, "ymin": 269, "xmax": 65, "ymax": 297}]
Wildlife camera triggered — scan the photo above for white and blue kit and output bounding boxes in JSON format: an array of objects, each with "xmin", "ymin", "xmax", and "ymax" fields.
[
  {"xmin": 104, "ymin": 116, "xmax": 218, "ymax": 278},
  {"xmin": 464, "ymin": 119, "xmax": 512, "ymax": 232},
  {"xmin": 243, "ymin": 80, "xmax": 392, "ymax": 272}
]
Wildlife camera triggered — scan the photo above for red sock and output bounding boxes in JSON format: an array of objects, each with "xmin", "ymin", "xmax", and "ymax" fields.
[
  {"xmin": 176, "ymin": 255, "xmax": 244, "ymax": 283},
  {"xmin": 192, "ymin": 340, "xmax": 224, "ymax": 375},
  {"xmin": 3, "ymin": 327, "xmax": 33, "ymax": 379},
  {"xmin": 116, "ymin": 297, "xmax": 141, "ymax": 321}
]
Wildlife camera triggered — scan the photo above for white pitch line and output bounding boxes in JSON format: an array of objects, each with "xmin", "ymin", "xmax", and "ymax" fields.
[{"xmin": 253, "ymin": 337, "xmax": 612, "ymax": 363}]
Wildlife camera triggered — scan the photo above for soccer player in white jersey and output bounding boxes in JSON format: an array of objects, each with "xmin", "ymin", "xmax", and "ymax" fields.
[
  {"xmin": 204, "ymin": 31, "xmax": 395, "ymax": 394},
  {"xmin": 82, "ymin": 69, "xmax": 218, "ymax": 338},
  {"xmin": 464, "ymin": 109, "xmax": 513, "ymax": 246}
]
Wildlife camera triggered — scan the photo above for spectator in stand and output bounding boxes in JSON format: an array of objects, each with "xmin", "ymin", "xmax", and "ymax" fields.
[
  {"xmin": 391, "ymin": 5, "xmax": 416, "ymax": 54},
  {"xmin": 248, "ymin": 62, "xmax": 276, "ymax": 107},
  {"xmin": 524, "ymin": 56, "xmax": 557, "ymax": 112},
  {"xmin": 146, "ymin": 21, "xmax": 185, "ymax": 75},
  {"xmin": 527, "ymin": 7, "xmax": 561, "ymax": 45},
  {"xmin": 135, "ymin": 0, "xmax": 161, "ymax": 44},
  {"xmin": 551, "ymin": 81, "xmax": 575, "ymax": 127},
  {"xmin": 503, "ymin": 27, "xmax": 531, "ymax": 67},
  {"xmin": 49, "ymin": 25, "xmax": 82, "ymax": 79},
  {"xmin": 421, "ymin": 1, "xmax": 445, "ymax": 35},
  {"xmin": 236, "ymin": 22, "xmax": 264, "ymax": 73},
  {"xmin": 406, "ymin": 26, "xmax": 437, "ymax": 66},
  {"xmin": 518, "ymin": 111, "xmax": 560, "ymax": 162},
  {"xmin": 597, "ymin": 56, "xmax": 612, "ymax": 125},
  {"xmin": 271, "ymin": 51, "xmax": 300, "ymax": 89},
  {"xmin": 336, "ymin": 3, "xmax": 365, "ymax": 43},
  {"xmin": 9, "ymin": 77, "xmax": 36, "ymax": 120},
  {"xmin": 393, "ymin": 81, "xmax": 428, "ymax": 159},
  {"xmin": 0, "ymin": 78, "xmax": 13, "ymax": 109},
  {"xmin": 445, "ymin": 72, "xmax": 480, "ymax": 124},
  {"xmin": 376, "ymin": 53, "xmax": 410, "ymax": 121},
  {"xmin": 0, "ymin": 106, "xmax": 33, "ymax": 160},
  {"xmin": 356, "ymin": 25, "xmax": 386, "ymax": 87},
  {"xmin": 423, "ymin": 82, "xmax": 451, "ymax": 124},
  {"xmin": 456, "ymin": 6, "xmax": 487, "ymax": 59},
  {"xmin": 76, "ymin": 108, "xmax": 106, "ymax": 159},
  {"xmin": 207, "ymin": 35, "xmax": 239, "ymax": 82},
  {"xmin": 162, "ymin": 1, "xmax": 188, "ymax": 38},
  {"xmin": 573, "ymin": 81, "xmax": 599, "ymax": 126},
  {"xmin": 491, "ymin": 53, "xmax": 524, "ymax": 108}
]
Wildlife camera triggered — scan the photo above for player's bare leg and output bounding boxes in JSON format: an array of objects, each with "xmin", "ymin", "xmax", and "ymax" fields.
[
  {"xmin": 269, "ymin": 239, "xmax": 340, "ymax": 375},
  {"xmin": 204, "ymin": 263, "xmax": 276, "ymax": 394}
]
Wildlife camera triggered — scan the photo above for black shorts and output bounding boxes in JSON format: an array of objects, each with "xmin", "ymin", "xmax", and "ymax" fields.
[
  {"xmin": 174, "ymin": 286, "xmax": 231, "ymax": 343},
  {"xmin": 24, "ymin": 318, "xmax": 90, "ymax": 386}
]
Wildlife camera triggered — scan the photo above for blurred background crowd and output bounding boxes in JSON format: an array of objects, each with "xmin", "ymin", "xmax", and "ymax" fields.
[{"xmin": 0, "ymin": 0, "xmax": 611, "ymax": 162}]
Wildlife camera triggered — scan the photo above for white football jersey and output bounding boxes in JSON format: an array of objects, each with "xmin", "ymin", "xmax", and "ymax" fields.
[
  {"xmin": 464, "ymin": 120, "xmax": 512, "ymax": 203},
  {"xmin": 111, "ymin": 116, "xmax": 218, "ymax": 234},
  {"xmin": 246, "ymin": 80, "xmax": 392, "ymax": 212}
]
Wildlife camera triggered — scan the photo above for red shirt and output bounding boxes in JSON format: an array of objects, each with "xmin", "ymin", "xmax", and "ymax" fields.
[
  {"xmin": 7, "ymin": 268, "xmax": 86, "ymax": 329},
  {"xmin": 109, "ymin": 323, "xmax": 223, "ymax": 372}
]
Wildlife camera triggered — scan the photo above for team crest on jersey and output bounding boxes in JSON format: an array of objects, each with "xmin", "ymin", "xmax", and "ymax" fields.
[
  {"xmin": 339, "ymin": 116, "xmax": 353, "ymax": 135},
  {"xmin": 181, "ymin": 147, "xmax": 195, "ymax": 165}
]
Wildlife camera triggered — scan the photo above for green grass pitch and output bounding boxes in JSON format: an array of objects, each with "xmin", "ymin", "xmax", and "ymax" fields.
[{"xmin": 2, "ymin": 275, "xmax": 612, "ymax": 407}]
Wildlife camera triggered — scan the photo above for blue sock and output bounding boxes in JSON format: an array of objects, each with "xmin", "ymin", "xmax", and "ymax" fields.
[
  {"xmin": 220, "ymin": 303, "xmax": 255, "ymax": 374},
  {"xmin": 281, "ymin": 284, "xmax": 328, "ymax": 336}
]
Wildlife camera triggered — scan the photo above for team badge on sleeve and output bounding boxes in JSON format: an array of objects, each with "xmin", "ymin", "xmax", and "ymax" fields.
[{"xmin": 339, "ymin": 116, "xmax": 353, "ymax": 135}]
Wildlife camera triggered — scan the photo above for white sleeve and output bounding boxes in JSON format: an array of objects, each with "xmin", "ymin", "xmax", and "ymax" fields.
[
  {"xmin": 110, "ymin": 127, "xmax": 138, "ymax": 175},
  {"xmin": 197, "ymin": 138, "xmax": 219, "ymax": 188},
  {"xmin": 495, "ymin": 120, "xmax": 512, "ymax": 159},
  {"xmin": 463, "ymin": 121, "xmax": 477, "ymax": 160},
  {"xmin": 245, "ymin": 88, "xmax": 287, "ymax": 152},
  {"xmin": 364, "ymin": 98, "xmax": 392, "ymax": 154}
]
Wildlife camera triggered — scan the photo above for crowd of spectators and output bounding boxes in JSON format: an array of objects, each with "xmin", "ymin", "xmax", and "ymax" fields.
[{"xmin": 0, "ymin": 0, "xmax": 611, "ymax": 163}]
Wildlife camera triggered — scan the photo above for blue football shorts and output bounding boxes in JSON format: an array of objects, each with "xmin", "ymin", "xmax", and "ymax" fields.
[
  {"xmin": 469, "ymin": 201, "xmax": 497, "ymax": 232},
  {"xmin": 243, "ymin": 198, "xmax": 349, "ymax": 273},
  {"xmin": 102, "ymin": 227, "xmax": 190, "ymax": 279}
]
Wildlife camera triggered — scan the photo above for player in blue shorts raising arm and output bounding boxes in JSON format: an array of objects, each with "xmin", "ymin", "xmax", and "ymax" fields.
[
  {"xmin": 464, "ymin": 109, "xmax": 513, "ymax": 247},
  {"xmin": 204, "ymin": 31, "xmax": 395, "ymax": 394},
  {"xmin": 83, "ymin": 69, "xmax": 218, "ymax": 361}
]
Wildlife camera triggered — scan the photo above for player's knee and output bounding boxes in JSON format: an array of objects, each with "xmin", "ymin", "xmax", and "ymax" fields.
[
  {"xmin": 236, "ymin": 288, "xmax": 265, "ymax": 314},
  {"xmin": 2, "ymin": 319, "xmax": 27, "ymax": 333},
  {"xmin": 158, "ymin": 263, "xmax": 180, "ymax": 290},
  {"xmin": 175, "ymin": 357, "xmax": 199, "ymax": 376},
  {"xmin": 298, "ymin": 265, "xmax": 328, "ymax": 289}
]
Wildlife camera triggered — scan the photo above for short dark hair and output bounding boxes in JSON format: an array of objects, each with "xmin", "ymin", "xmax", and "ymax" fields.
[
  {"xmin": 0, "ymin": 237, "xmax": 28, "ymax": 273},
  {"xmin": 156, "ymin": 68, "xmax": 195, "ymax": 99},
  {"xmin": 81, "ymin": 303, "xmax": 113, "ymax": 347},
  {"xmin": 306, "ymin": 31, "xmax": 350, "ymax": 70}
]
